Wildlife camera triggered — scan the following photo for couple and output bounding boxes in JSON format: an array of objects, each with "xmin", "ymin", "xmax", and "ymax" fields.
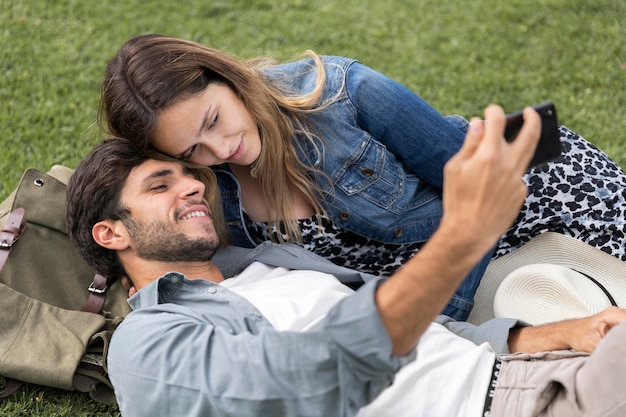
[
  {"xmin": 100, "ymin": 34, "xmax": 626, "ymax": 322},
  {"xmin": 66, "ymin": 105, "xmax": 626, "ymax": 416}
]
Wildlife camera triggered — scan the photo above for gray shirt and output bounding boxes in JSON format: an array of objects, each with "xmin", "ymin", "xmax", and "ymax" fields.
[{"xmin": 108, "ymin": 243, "xmax": 520, "ymax": 417}]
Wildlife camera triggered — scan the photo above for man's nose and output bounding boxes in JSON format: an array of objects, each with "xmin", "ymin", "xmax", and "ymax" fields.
[{"xmin": 180, "ymin": 176, "xmax": 205, "ymax": 198}]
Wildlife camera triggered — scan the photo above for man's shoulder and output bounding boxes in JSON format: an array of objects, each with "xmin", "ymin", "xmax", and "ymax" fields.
[
  {"xmin": 213, "ymin": 242, "xmax": 329, "ymax": 276},
  {"xmin": 213, "ymin": 243, "xmax": 378, "ymax": 287}
]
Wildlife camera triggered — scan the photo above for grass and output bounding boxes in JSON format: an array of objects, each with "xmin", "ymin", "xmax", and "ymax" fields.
[
  {"xmin": 0, "ymin": 379, "xmax": 118, "ymax": 416},
  {"xmin": 0, "ymin": 0, "xmax": 624, "ymax": 414}
]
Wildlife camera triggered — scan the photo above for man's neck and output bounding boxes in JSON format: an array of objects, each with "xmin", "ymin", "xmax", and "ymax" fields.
[{"xmin": 123, "ymin": 257, "xmax": 225, "ymax": 291}]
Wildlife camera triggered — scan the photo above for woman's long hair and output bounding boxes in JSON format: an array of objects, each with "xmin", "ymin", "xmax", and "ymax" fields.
[{"xmin": 99, "ymin": 34, "xmax": 330, "ymax": 244}]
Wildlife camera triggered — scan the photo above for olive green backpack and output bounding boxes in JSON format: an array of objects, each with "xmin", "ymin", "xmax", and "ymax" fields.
[{"xmin": 0, "ymin": 166, "xmax": 130, "ymax": 405}]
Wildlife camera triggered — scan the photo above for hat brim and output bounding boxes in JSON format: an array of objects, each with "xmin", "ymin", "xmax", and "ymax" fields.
[{"xmin": 467, "ymin": 232, "xmax": 626, "ymax": 325}]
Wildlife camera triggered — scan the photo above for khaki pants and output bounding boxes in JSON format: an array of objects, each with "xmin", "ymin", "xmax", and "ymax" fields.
[{"xmin": 491, "ymin": 320, "xmax": 626, "ymax": 417}]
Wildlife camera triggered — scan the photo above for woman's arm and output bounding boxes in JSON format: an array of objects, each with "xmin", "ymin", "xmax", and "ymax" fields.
[{"xmin": 344, "ymin": 61, "xmax": 467, "ymax": 188}]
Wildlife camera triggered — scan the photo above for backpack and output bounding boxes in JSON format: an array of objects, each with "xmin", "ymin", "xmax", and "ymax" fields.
[{"xmin": 0, "ymin": 165, "xmax": 130, "ymax": 405}]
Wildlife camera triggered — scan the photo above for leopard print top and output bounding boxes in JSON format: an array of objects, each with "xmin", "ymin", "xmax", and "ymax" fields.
[
  {"xmin": 245, "ymin": 211, "xmax": 425, "ymax": 277},
  {"xmin": 246, "ymin": 126, "xmax": 626, "ymax": 277}
]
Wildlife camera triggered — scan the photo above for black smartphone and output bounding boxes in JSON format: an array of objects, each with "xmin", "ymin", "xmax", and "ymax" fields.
[{"xmin": 504, "ymin": 101, "xmax": 562, "ymax": 169}]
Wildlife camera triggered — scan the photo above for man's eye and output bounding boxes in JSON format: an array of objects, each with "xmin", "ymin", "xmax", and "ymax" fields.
[{"xmin": 150, "ymin": 184, "xmax": 168, "ymax": 191}]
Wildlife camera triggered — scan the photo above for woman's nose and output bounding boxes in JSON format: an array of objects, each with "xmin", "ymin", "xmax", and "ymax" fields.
[{"xmin": 203, "ymin": 136, "xmax": 232, "ymax": 161}]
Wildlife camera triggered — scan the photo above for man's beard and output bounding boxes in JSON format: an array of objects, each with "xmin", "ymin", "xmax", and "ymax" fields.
[{"xmin": 123, "ymin": 217, "xmax": 220, "ymax": 263}]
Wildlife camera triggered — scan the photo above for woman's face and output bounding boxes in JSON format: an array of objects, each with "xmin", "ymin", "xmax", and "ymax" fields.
[{"xmin": 153, "ymin": 83, "xmax": 262, "ymax": 167}]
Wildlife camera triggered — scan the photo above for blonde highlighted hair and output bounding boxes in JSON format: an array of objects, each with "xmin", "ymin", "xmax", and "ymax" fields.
[{"xmin": 100, "ymin": 34, "xmax": 331, "ymax": 244}]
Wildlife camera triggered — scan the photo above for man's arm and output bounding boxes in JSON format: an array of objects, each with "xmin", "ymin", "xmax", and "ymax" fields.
[
  {"xmin": 435, "ymin": 315, "xmax": 524, "ymax": 354},
  {"xmin": 508, "ymin": 306, "xmax": 626, "ymax": 353},
  {"xmin": 438, "ymin": 307, "xmax": 626, "ymax": 355},
  {"xmin": 109, "ymin": 278, "xmax": 410, "ymax": 417},
  {"xmin": 376, "ymin": 105, "xmax": 541, "ymax": 355}
]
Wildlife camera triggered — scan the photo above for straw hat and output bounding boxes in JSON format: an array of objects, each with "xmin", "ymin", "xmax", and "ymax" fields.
[{"xmin": 467, "ymin": 232, "xmax": 626, "ymax": 325}]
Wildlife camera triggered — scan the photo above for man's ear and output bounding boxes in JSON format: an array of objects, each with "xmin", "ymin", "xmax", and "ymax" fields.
[{"xmin": 92, "ymin": 219, "xmax": 130, "ymax": 250}]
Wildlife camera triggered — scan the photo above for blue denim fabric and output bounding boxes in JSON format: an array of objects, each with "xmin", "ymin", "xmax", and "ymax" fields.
[{"xmin": 215, "ymin": 56, "xmax": 489, "ymax": 320}]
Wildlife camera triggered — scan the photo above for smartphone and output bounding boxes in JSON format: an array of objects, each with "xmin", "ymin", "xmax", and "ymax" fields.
[{"xmin": 504, "ymin": 101, "xmax": 562, "ymax": 169}]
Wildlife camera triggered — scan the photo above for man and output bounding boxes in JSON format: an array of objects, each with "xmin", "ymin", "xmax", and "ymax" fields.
[{"xmin": 66, "ymin": 106, "xmax": 626, "ymax": 417}]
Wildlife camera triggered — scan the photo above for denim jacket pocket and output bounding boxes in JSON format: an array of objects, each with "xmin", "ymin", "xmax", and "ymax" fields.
[{"xmin": 333, "ymin": 136, "xmax": 437, "ymax": 211}]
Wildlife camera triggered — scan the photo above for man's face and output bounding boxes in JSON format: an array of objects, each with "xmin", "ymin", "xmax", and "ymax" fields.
[{"xmin": 119, "ymin": 160, "xmax": 220, "ymax": 263}]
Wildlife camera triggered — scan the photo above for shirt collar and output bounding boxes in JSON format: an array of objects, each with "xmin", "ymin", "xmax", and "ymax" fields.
[{"xmin": 127, "ymin": 272, "xmax": 187, "ymax": 310}]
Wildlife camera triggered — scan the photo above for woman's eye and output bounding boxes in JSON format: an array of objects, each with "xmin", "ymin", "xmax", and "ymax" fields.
[
  {"xmin": 180, "ymin": 145, "xmax": 198, "ymax": 162},
  {"xmin": 208, "ymin": 114, "xmax": 219, "ymax": 128}
]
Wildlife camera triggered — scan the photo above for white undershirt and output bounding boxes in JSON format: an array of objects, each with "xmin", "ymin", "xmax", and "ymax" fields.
[{"xmin": 221, "ymin": 261, "xmax": 495, "ymax": 417}]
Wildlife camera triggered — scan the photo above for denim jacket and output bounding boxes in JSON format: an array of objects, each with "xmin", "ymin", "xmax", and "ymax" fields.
[{"xmin": 214, "ymin": 56, "xmax": 492, "ymax": 320}]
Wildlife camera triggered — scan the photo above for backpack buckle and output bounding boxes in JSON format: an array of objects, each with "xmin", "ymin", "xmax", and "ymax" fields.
[
  {"xmin": 1, "ymin": 208, "xmax": 27, "ymax": 272},
  {"xmin": 1, "ymin": 207, "xmax": 27, "ymax": 249},
  {"xmin": 0, "ymin": 240, "xmax": 14, "ymax": 249},
  {"xmin": 88, "ymin": 282, "xmax": 108, "ymax": 294}
]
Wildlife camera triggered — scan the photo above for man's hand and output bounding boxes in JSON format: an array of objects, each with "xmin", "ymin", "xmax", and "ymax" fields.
[
  {"xmin": 508, "ymin": 307, "xmax": 626, "ymax": 353},
  {"xmin": 569, "ymin": 307, "xmax": 626, "ymax": 352},
  {"xmin": 439, "ymin": 105, "xmax": 541, "ymax": 259},
  {"xmin": 121, "ymin": 276, "xmax": 137, "ymax": 298},
  {"xmin": 377, "ymin": 105, "xmax": 542, "ymax": 356}
]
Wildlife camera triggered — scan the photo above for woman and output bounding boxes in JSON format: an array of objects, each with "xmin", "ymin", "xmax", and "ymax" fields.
[{"xmin": 99, "ymin": 34, "xmax": 626, "ymax": 320}]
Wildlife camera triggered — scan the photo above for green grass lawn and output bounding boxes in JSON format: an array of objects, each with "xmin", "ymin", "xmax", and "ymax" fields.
[{"xmin": 1, "ymin": 0, "xmax": 624, "ymax": 414}]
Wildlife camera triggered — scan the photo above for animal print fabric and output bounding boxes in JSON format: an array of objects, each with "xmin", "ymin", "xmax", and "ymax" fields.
[
  {"xmin": 246, "ymin": 126, "xmax": 626, "ymax": 277},
  {"xmin": 496, "ymin": 125, "xmax": 626, "ymax": 261}
]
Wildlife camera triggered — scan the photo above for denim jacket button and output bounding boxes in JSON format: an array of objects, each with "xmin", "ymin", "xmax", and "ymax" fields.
[
  {"xmin": 340, "ymin": 212, "xmax": 351, "ymax": 220},
  {"xmin": 393, "ymin": 227, "xmax": 403, "ymax": 238},
  {"xmin": 360, "ymin": 167, "xmax": 375, "ymax": 177}
]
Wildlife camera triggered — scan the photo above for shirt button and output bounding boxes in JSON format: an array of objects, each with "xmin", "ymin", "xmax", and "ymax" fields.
[
  {"xmin": 360, "ymin": 167, "xmax": 375, "ymax": 177},
  {"xmin": 208, "ymin": 287, "xmax": 217, "ymax": 294},
  {"xmin": 340, "ymin": 212, "xmax": 350, "ymax": 221},
  {"xmin": 394, "ymin": 227, "xmax": 403, "ymax": 238}
]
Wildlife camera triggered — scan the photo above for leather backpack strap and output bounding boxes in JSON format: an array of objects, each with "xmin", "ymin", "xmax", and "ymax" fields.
[
  {"xmin": 1, "ymin": 207, "xmax": 108, "ymax": 314},
  {"xmin": 0, "ymin": 208, "xmax": 111, "ymax": 401},
  {"xmin": 0, "ymin": 208, "xmax": 27, "ymax": 271},
  {"xmin": 0, "ymin": 378, "xmax": 24, "ymax": 403},
  {"xmin": 82, "ymin": 274, "xmax": 111, "ymax": 314}
]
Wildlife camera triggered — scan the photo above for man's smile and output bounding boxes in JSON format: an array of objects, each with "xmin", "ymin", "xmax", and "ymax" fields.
[
  {"xmin": 181, "ymin": 210, "xmax": 208, "ymax": 220},
  {"xmin": 178, "ymin": 204, "xmax": 210, "ymax": 221}
]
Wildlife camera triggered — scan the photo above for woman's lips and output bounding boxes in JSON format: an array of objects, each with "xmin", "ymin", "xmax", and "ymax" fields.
[{"xmin": 228, "ymin": 138, "xmax": 245, "ymax": 161}]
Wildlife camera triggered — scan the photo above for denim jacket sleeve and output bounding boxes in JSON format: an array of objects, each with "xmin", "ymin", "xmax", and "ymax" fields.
[
  {"xmin": 108, "ymin": 275, "xmax": 414, "ymax": 417},
  {"xmin": 340, "ymin": 60, "xmax": 468, "ymax": 188},
  {"xmin": 265, "ymin": 56, "xmax": 468, "ymax": 188}
]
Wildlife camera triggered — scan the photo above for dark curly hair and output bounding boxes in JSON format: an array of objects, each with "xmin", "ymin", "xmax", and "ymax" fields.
[
  {"xmin": 65, "ymin": 138, "xmax": 150, "ymax": 279},
  {"xmin": 66, "ymin": 138, "xmax": 225, "ymax": 279}
]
